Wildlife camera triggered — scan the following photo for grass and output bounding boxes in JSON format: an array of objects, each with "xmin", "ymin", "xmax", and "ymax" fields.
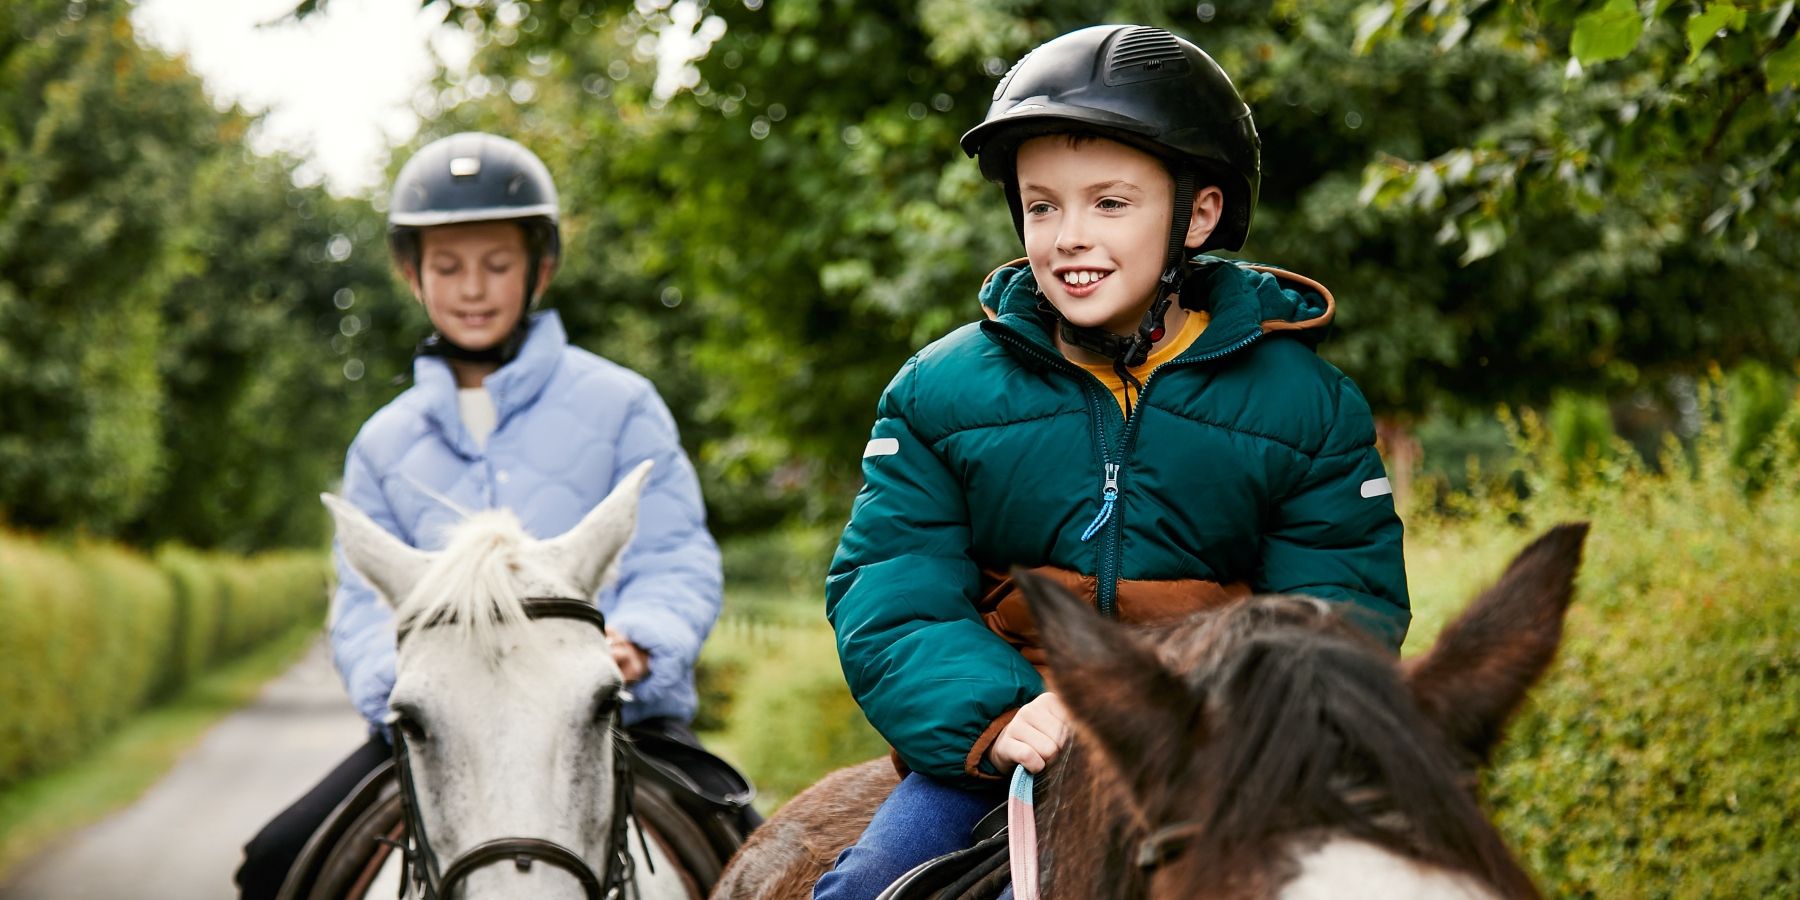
[{"xmin": 0, "ymin": 619, "xmax": 323, "ymax": 881}]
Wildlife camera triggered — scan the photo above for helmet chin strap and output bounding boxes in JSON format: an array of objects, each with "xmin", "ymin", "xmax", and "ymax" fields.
[
  {"xmin": 1050, "ymin": 169, "xmax": 1199, "ymax": 420},
  {"xmin": 415, "ymin": 315, "xmax": 532, "ymax": 366}
]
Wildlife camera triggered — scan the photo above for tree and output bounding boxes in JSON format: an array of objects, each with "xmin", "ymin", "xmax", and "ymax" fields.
[
  {"xmin": 0, "ymin": 0, "xmax": 414, "ymax": 547},
  {"xmin": 0, "ymin": 0, "xmax": 213, "ymax": 532},
  {"xmin": 311, "ymin": 0, "xmax": 1800, "ymax": 524}
]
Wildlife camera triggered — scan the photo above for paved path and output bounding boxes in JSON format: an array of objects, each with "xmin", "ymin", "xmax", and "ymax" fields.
[{"xmin": 0, "ymin": 640, "xmax": 367, "ymax": 900}]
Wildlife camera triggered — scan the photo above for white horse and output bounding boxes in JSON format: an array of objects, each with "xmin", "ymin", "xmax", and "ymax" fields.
[{"xmin": 325, "ymin": 460, "xmax": 694, "ymax": 900}]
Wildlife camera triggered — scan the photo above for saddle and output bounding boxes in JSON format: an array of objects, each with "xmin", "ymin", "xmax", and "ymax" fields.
[
  {"xmin": 875, "ymin": 806, "xmax": 1013, "ymax": 900},
  {"xmin": 276, "ymin": 731, "xmax": 756, "ymax": 900}
]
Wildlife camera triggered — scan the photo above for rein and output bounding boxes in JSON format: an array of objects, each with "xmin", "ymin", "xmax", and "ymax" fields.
[
  {"xmin": 385, "ymin": 597, "xmax": 652, "ymax": 900},
  {"xmin": 1006, "ymin": 768, "xmax": 1042, "ymax": 900}
]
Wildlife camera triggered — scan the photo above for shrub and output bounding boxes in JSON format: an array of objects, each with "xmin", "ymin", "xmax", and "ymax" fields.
[
  {"xmin": 1400, "ymin": 385, "xmax": 1800, "ymax": 897},
  {"xmin": 0, "ymin": 536, "xmax": 326, "ymax": 790}
]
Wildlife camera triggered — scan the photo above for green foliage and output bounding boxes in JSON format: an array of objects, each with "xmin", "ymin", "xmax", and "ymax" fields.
[
  {"xmin": 0, "ymin": 1, "xmax": 411, "ymax": 549},
  {"xmin": 696, "ymin": 604, "xmax": 887, "ymax": 808},
  {"xmin": 1545, "ymin": 389, "xmax": 1620, "ymax": 474},
  {"xmin": 1354, "ymin": 0, "xmax": 1800, "ymax": 406},
  {"xmin": 1399, "ymin": 385, "xmax": 1800, "ymax": 897},
  {"xmin": 0, "ymin": 618, "xmax": 319, "ymax": 879},
  {"xmin": 0, "ymin": 532, "xmax": 326, "ymax": 789},
  {"xmin": 365, "ymin": 0, "xmax": 1800, "ymax": 531}
]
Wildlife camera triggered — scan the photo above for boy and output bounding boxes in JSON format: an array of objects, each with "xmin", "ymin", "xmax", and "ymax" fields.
[
  {"xmin": 235, "ymin": 132, "xmax": 725, "ymax": 898},
  {"xmin": 817, "ymin": 25, "xmax": 1408, "ymax": 899}
]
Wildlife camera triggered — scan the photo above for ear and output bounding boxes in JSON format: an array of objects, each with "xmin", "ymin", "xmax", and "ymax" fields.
[
  {"xmin": 399, "ymin": 260, "xmax": 424, "ymax": 302},
  {"xmin": 322, "ymin": 493, "xmax": 434, "ymax": 609},
  {"xmin": 532, "ymin": 255, "xmax": 558, "ymax": 302},
  {"xmin": 1182, "ymin": 186, "xmax": 1226, "ymax": 250},
  {"xmin": 1017, "ymin": 568, "xmax": 1201, "ymax": 796},
  {"xmin": 1404, "ymin": 522, "xmax": 1589, "ymax": 762},
  {"xmin": 543, "ymin": 460, "xmax": 653, "ymax": 598}
]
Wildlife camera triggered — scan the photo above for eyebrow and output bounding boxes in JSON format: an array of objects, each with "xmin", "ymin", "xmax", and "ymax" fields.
[{"xmin": 1019, "ymin": 179, "xmax": 1146, "ymax": 196}]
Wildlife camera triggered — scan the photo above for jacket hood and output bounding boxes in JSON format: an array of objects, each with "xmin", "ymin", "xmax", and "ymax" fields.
[{"xmin": 977, "ymin": 255, "xmax": 1337, "ymax": 361}]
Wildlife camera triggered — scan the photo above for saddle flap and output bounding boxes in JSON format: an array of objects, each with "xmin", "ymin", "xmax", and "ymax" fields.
[
  {"xmin": 876, "ymin": 825, "xmax": 1011, "ymax": 900},
  {"xmin": 626, "ymin": 730, "xmax": 755, "ymax": 813}
]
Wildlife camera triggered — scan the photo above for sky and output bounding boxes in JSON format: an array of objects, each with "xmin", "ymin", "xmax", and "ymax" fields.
[{"xmin": 131, "ymin": 0, "xmax": 475, "ymax": 197}]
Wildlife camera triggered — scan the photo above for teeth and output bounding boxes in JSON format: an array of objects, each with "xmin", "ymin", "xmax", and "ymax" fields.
[{"xmin": 1064, "ymin": 271, "xmax": 1105, "ymax": 286}]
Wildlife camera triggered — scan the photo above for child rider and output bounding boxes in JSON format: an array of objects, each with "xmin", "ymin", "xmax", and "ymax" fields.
[
  {"xmin": 816, "ymin": 25, "xmax": 1410, "ymax": 900},
  {"xmin": 235, "ymin": 132, "xmax": 725, "ymax": 898}
]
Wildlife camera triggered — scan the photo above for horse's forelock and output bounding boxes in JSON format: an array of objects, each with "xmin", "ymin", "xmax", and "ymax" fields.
[
  {"xmin": 396, "ymin": 510, "xmax": 567, "ymax": 660},
  {"xmin": 1172, "ymin": 617, "xmax": 1540, "ymax": 898}
]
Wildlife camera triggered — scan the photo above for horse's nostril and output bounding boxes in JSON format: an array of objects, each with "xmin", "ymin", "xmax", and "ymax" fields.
[{"xmin": 514, "ymin": 854, "xmax": 533, "ymax": 872}]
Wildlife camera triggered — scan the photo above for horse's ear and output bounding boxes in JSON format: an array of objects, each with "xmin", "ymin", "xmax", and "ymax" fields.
[
  {"xmin": 1405, "ymin": 522, "xmax": 1589, "ymax": 763},
  {"xmin": 544, "ymin": 460, "xmax": 653, "ymax": 598},
  {"xmin": 1018, "ymin": 568, "xmax": 1200, "ymax": 792},
  {"xmin": 322, "ymin": 493, "xmax": 435, "ymax": 609}
]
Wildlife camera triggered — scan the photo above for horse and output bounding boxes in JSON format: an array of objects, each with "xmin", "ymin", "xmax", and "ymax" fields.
[
  {"xmin": 315, "ymin": 460, "xmax": 700, "ymax": 900},
  {"xmin": 712, "ymin": 523, "xmax": 1588, "ymax": 900}
]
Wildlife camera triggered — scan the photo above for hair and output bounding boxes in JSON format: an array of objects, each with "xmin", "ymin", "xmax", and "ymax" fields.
[
  {"xmin": 389, "ymin": 217, "xmax": 556, "ymax": 285},
  {"xmin": 395, "ymin": 508, "xmax": 553, "ymax": 663},
  {"xmin": 1007, "ymin": 128, "xmax": 1224, "ymax": 196}
]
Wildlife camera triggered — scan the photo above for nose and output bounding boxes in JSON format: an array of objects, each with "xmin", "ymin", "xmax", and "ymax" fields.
[
  {"xmin": 457, "ymin": 267, "xmax": 485, "ymax": 301},
  {"xmin": 1055, "ymin": 210, "xmax": 1091, "ymax": 255}
]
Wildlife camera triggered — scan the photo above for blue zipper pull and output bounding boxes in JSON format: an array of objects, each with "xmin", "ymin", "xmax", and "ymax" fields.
[{"xmin": 1080, "ymin": 463, "xmax": 1121, "ymax": 542}]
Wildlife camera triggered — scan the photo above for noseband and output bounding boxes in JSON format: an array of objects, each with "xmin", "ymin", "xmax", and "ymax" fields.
[{"xmin": 386, "ymin": 597, "xmax": 650, "ymax": 900}]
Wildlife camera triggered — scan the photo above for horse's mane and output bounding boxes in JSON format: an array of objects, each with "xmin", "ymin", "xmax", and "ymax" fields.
[{"xmin": 395, "ymin": 509, "xmax": 564, "ymax": 661}]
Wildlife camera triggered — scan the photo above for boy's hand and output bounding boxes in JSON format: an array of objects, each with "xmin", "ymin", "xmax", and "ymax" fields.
[
  {"xmin": 986, "ymin": 692, "xmax": 1072, "ymax": 774},
  {"xmin": 606, "ymin": 626, "xmax": 650, "ymax": 684}
]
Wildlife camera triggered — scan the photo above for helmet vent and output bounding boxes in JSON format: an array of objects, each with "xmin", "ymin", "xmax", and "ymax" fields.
[{"xmin": 1105, "ymin": 27, "xmax": 1188, "ymax": 86}]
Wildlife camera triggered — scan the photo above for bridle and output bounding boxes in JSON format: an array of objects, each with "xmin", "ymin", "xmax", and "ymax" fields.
[
  {"xmin": 1132, "ymin": 778, "xmax": 1471, "ymax": 871},
  {"xmin": 384, "ymin": 597, "xmax": 652, "ymax": 900}
]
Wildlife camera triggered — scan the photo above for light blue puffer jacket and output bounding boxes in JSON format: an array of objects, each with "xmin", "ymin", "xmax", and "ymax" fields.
[{"xmin": 328, "ymin": 310, "xmax": 722, "ymax": 732}]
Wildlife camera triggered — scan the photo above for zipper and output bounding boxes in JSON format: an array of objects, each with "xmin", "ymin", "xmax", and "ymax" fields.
[
  {"xmin": 1100, "ymin": 330, "xmax": 1267, "ymax": 618},
  {"xmin": 987, "ymin": 329, "xmax": 1121, "ymax": 616},
  {"xmin": 1079, "ymin": 463, "xmax": 1121, "ymax": 541},
  {"xmin": 987, "ymin": 321, "xmax": 1264, "ymax": 620}
]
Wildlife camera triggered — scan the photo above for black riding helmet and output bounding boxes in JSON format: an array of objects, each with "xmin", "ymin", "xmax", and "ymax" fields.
[
  {"xmin": 960, "ymin": 25, "xmax": 1261, "ymax": 392},
  {"xmin": 961, "ymin": 25, "xmax": 1261, "ymax": 254},
  {"xmin": 387, "ymin": 132, "xmax": 562, "ymax": 363}
]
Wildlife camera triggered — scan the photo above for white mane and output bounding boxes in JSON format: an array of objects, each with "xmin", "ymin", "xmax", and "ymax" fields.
[{"xmin": 395, "ymin": 509, "xmax": 571, "ymax": 661}]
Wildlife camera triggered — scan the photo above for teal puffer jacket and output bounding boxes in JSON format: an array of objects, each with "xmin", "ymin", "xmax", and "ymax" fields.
[{"xmin": 826, "ymin": 257, "xmax": 1409, "ymax": 785}]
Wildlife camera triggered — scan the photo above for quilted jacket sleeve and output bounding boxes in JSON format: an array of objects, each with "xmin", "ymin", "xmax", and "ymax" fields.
[
  {"xmin": 602, "ymin": 383, "xmax": 723, "ymax": 726},
  {"xmin": 1256, "ymin": 374, "xmax": 1411, "ymax": 650},
  {"xmin": 328, "ymin": 440, "xmax": 401, "ymax": 733},
  {"xmin": 827, "ymin": 358, "xmax": 1046, "ymax": 785}
]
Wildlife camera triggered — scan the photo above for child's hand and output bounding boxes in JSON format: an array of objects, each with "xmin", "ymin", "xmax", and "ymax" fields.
[
  {"xmin": 606, "ymin": 626, "xmax": 650, "ymax": 684},
  {"xmin": 987, "ymin": 692, "xmax": 1072, "ymax": 774}
]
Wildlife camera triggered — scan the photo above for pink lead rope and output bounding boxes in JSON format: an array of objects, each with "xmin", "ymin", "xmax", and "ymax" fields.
[{"xmin": 1008, "ymin": 767, "xmax": 1041, "ymax": 900}]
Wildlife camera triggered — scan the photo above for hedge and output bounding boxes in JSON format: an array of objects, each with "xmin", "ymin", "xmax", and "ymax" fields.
[{"xmin": 0, "ymin": 535, "xmax": 326, "ymax": 789}]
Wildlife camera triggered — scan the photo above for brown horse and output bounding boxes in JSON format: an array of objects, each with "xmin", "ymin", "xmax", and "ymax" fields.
[{"xmin": 713, "ymin": 524, "xmax": 1588, "ymax": 899}]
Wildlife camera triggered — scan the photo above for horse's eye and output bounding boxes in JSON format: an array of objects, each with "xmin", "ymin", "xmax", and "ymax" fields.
[
  {"xmin": 388, "ymin": 708, "xmax": 429, "ymax": 743},
  {"xmin": 591, "ymin": 686, "xmax": 622, "ymax": 723}
]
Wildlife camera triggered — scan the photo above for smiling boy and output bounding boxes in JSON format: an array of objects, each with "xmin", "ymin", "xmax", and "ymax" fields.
[{"xmin": 816, "ymin": 25, "xmax": 1409, "ymax": 899}]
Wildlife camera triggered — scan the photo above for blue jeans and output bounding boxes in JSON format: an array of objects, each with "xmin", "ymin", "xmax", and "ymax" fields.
[{"xmin": 813, "ymin": 772, "xmax": 1013, "ymax": 900}]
